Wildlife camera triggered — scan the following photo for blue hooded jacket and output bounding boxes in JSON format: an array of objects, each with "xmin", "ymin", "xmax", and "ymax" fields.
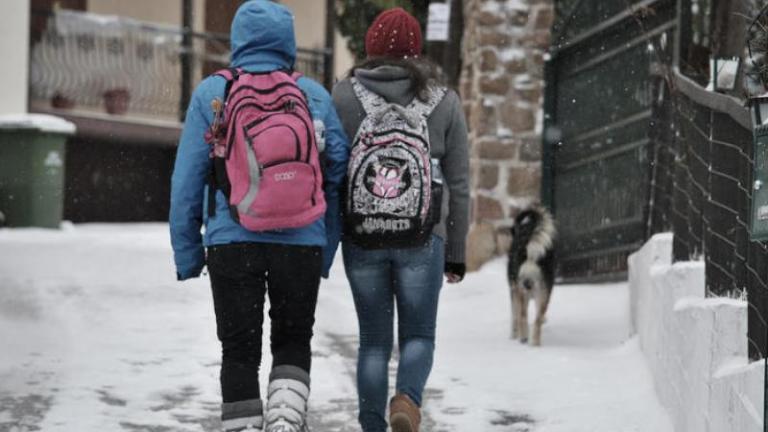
[{"xmin": 170, "ymin": 0, "xmax": 349, "ymax": 280}]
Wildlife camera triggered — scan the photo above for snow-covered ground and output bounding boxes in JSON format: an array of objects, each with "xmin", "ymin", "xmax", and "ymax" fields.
[{"xmin": 0, "ymin": 224, "xmax": 673, "ymax": 432}]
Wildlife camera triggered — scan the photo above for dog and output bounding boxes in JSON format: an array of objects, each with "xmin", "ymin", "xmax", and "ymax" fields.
[{"xmin": 507, "ymin": 205, "xmax": 556, "ymax": 346}]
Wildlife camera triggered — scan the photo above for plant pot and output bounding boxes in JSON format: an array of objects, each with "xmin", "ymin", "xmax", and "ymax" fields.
[
  {"xmin": 103, "ymin": 88, "xmax": 131, "ymax": 115},
  {"xmin": 51, "ymin": 92, "xmax": 75, "ymax": 110}
]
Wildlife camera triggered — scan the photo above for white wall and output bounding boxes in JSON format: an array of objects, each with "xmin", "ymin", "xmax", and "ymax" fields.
[
  {"xmin": 87, "ymin": 0, "xmax": 205, "ymax": 30},
  {"xmin": 0, "ymin": 0, "xmax": 30, "ymax": 115},
  {"xmin": 334, "ymin": 32, "xmax": 355, "ymax": 80},
  {"xmin": 280, "ymin": 0, "xmax": 325, "ymax": 50},
  {"xmin": 629, "ymin": 234, "xmax": 764, "ymax": 432},
  {"xmin": 280, "ymin": 0, "xmax": 357, "ymax": 81}
]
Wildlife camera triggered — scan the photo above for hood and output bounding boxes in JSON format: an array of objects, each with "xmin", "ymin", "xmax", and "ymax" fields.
[
  {"xmin": 230, "ymin": 0, "xmax": 296, "ymax": 72},
  {"xmin": 354, "ymin": 66, "xmax": 415, "ymax": 106}
]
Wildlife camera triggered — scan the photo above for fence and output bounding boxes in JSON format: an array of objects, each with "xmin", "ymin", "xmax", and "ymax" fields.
[
  {"xmin": 648, "ymin": 66, "xmax": 768, "ymax": 359},
  {"xmin": 29, "ymin": 9, "xmax": 331, "ymax": 123},
  {"xmin": 544, "ymin": 0, "xmax": 678, "ymax": 281}
]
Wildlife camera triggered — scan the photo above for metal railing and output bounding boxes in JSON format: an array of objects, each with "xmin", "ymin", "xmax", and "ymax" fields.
[
  {"xmin": 29, "ymin": 9, "xmax": 330, "ymax": 124},
  {"xmin": 648, "ymin": 66, "xmax": 768, "ymax": 359}
]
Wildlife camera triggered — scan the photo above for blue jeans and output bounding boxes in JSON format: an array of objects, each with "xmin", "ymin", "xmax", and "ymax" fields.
[{"xmin": 342, "ymin": 236, "xmax": 445, "ymax": 432}]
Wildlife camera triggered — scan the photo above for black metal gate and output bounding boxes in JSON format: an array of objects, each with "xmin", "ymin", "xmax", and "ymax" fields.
[{"xmin": 543, "ymin": 0, "xmax": 679, "ymax": 280}]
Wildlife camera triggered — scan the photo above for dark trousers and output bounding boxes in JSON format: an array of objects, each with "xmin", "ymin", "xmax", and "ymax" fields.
[{"xmin": 207, "ymin": 242, "xmax": 322, "ymax": 404}]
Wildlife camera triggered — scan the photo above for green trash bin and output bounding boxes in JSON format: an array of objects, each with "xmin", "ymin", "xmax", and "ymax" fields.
[{"xmin": 0, "ymin": 115, "xmax": 76, "ymax": 228}]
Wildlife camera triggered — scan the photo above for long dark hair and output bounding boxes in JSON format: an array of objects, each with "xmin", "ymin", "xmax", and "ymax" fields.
[{"xmin": 351, "ymin": 56, "xmax": 445, "ymax": 101}]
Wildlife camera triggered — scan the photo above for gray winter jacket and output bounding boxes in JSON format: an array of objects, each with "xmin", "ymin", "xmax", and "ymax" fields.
[{"xmin": 332, "ymin": 65, "xmax": 470, "ymax": 264}]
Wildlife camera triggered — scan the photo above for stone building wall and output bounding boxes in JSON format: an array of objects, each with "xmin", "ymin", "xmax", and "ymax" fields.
[{"xmin": 459, "ymin": 0, "xmax": 553, "ymax": 270}]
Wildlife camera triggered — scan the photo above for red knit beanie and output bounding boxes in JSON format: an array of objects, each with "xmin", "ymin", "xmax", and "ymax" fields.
[{"xmin": 365, "ymin": 8, "xmax": 423, "ymax": 59}]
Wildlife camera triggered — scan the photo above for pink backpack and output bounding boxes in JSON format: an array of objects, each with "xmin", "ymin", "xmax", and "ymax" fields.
[{"xmin": 205, "ymin": 69, "xmax": 326, "ymax": 232}]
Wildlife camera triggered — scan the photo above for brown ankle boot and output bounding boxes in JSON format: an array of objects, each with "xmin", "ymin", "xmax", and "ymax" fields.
[{"xmin": 390, "ymin": 393, "xmax": 421, "ymax": 432}]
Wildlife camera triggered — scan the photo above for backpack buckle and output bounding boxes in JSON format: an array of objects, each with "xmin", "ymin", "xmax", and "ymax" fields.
[{"xmin": 284, "ymin": 100, "xmax": 296, "ymax": 113}]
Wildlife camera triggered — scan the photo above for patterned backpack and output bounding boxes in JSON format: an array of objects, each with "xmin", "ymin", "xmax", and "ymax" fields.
[
  {"xmin": 345, "ymin": 78, "xmax": 446, "ymax": 249},
  {"xmin": 206, "ymin": 69, "xmax": 326, "ymax": 232}
]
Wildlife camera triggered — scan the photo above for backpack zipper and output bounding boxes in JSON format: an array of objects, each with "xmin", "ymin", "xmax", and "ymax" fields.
[{"xmin": 245, "ymin": 123, "xmax": 302, "ymax": 162}]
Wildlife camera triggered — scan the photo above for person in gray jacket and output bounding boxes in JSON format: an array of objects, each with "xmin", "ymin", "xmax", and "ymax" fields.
[{"xmin": 332, "ymin": 8, "xmax": 470, "ymax": 432}]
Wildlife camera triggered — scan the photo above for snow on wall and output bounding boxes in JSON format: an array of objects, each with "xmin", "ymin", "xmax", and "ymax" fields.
[
  {"xmin": 629, "ymin": 234, "xmax": 763, "ymax": 432},
  {"xmin": 0, "ymin": 114, "xmax": 76, "ymax": 135}
]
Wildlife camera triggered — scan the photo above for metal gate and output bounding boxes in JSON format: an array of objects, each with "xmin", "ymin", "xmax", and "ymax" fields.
[{"xmin": 543, "ymin": 0, "xmax": 679, "ymax": 280}]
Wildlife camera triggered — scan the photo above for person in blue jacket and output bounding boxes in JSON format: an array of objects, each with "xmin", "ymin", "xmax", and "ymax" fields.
[{"xmin": 169, "ymin": 2, "xmax": 349, "ymax": 431}]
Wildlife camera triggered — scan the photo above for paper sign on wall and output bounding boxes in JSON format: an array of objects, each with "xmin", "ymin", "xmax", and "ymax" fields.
[{"xmin": 426, "ymin": 3, "xmax": 451, "ymax": 42}]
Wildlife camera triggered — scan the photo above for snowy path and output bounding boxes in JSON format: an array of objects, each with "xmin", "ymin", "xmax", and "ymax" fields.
[{"xmin": 0, "ymin": 224, "xmax": 673, "ymax": 432}]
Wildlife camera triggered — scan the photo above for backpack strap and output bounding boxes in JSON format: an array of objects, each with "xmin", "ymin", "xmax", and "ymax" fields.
[
  {"xmin": 213, "ymin": 68, "xmax": 234, "ymax": 80},
  {"xmin": 350, "ymin": 78, "xmax": 389, "ymax": 116},
  {"xmin": 351, "ymin": 77, "xmax": 447, "ymax": 121},
  {"xmin": 213, "ymin": 68, "xmax": 241, "ymax": 102},
  {"xmin": 289, "ymin": 71, "xmax": 312, "ymax": 114},
  {"xmin": 408, "ymin": 85, "xmax": 448, "ymax": 119},
  {"xmin": 207, "ymin": 68, "xmax": 241, "ymax": 218},
  {"xmin": 208, "ymin": 168, "xmax": 218, "ymax": 218}
]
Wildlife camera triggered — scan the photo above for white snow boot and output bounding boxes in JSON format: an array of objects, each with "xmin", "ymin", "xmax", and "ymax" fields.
[
  {"xmin": 222, "ymin": 398, "xmax": 264, "ymax": 432},
  {"xmin": 265, "ymin": 365, "xmax": 311, "ymax": 432}
]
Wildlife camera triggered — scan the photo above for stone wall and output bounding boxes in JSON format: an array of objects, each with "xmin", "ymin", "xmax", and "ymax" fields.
[{"xmin": 459, "ymin": 0, "xmax": 553, "ymax": 270}]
